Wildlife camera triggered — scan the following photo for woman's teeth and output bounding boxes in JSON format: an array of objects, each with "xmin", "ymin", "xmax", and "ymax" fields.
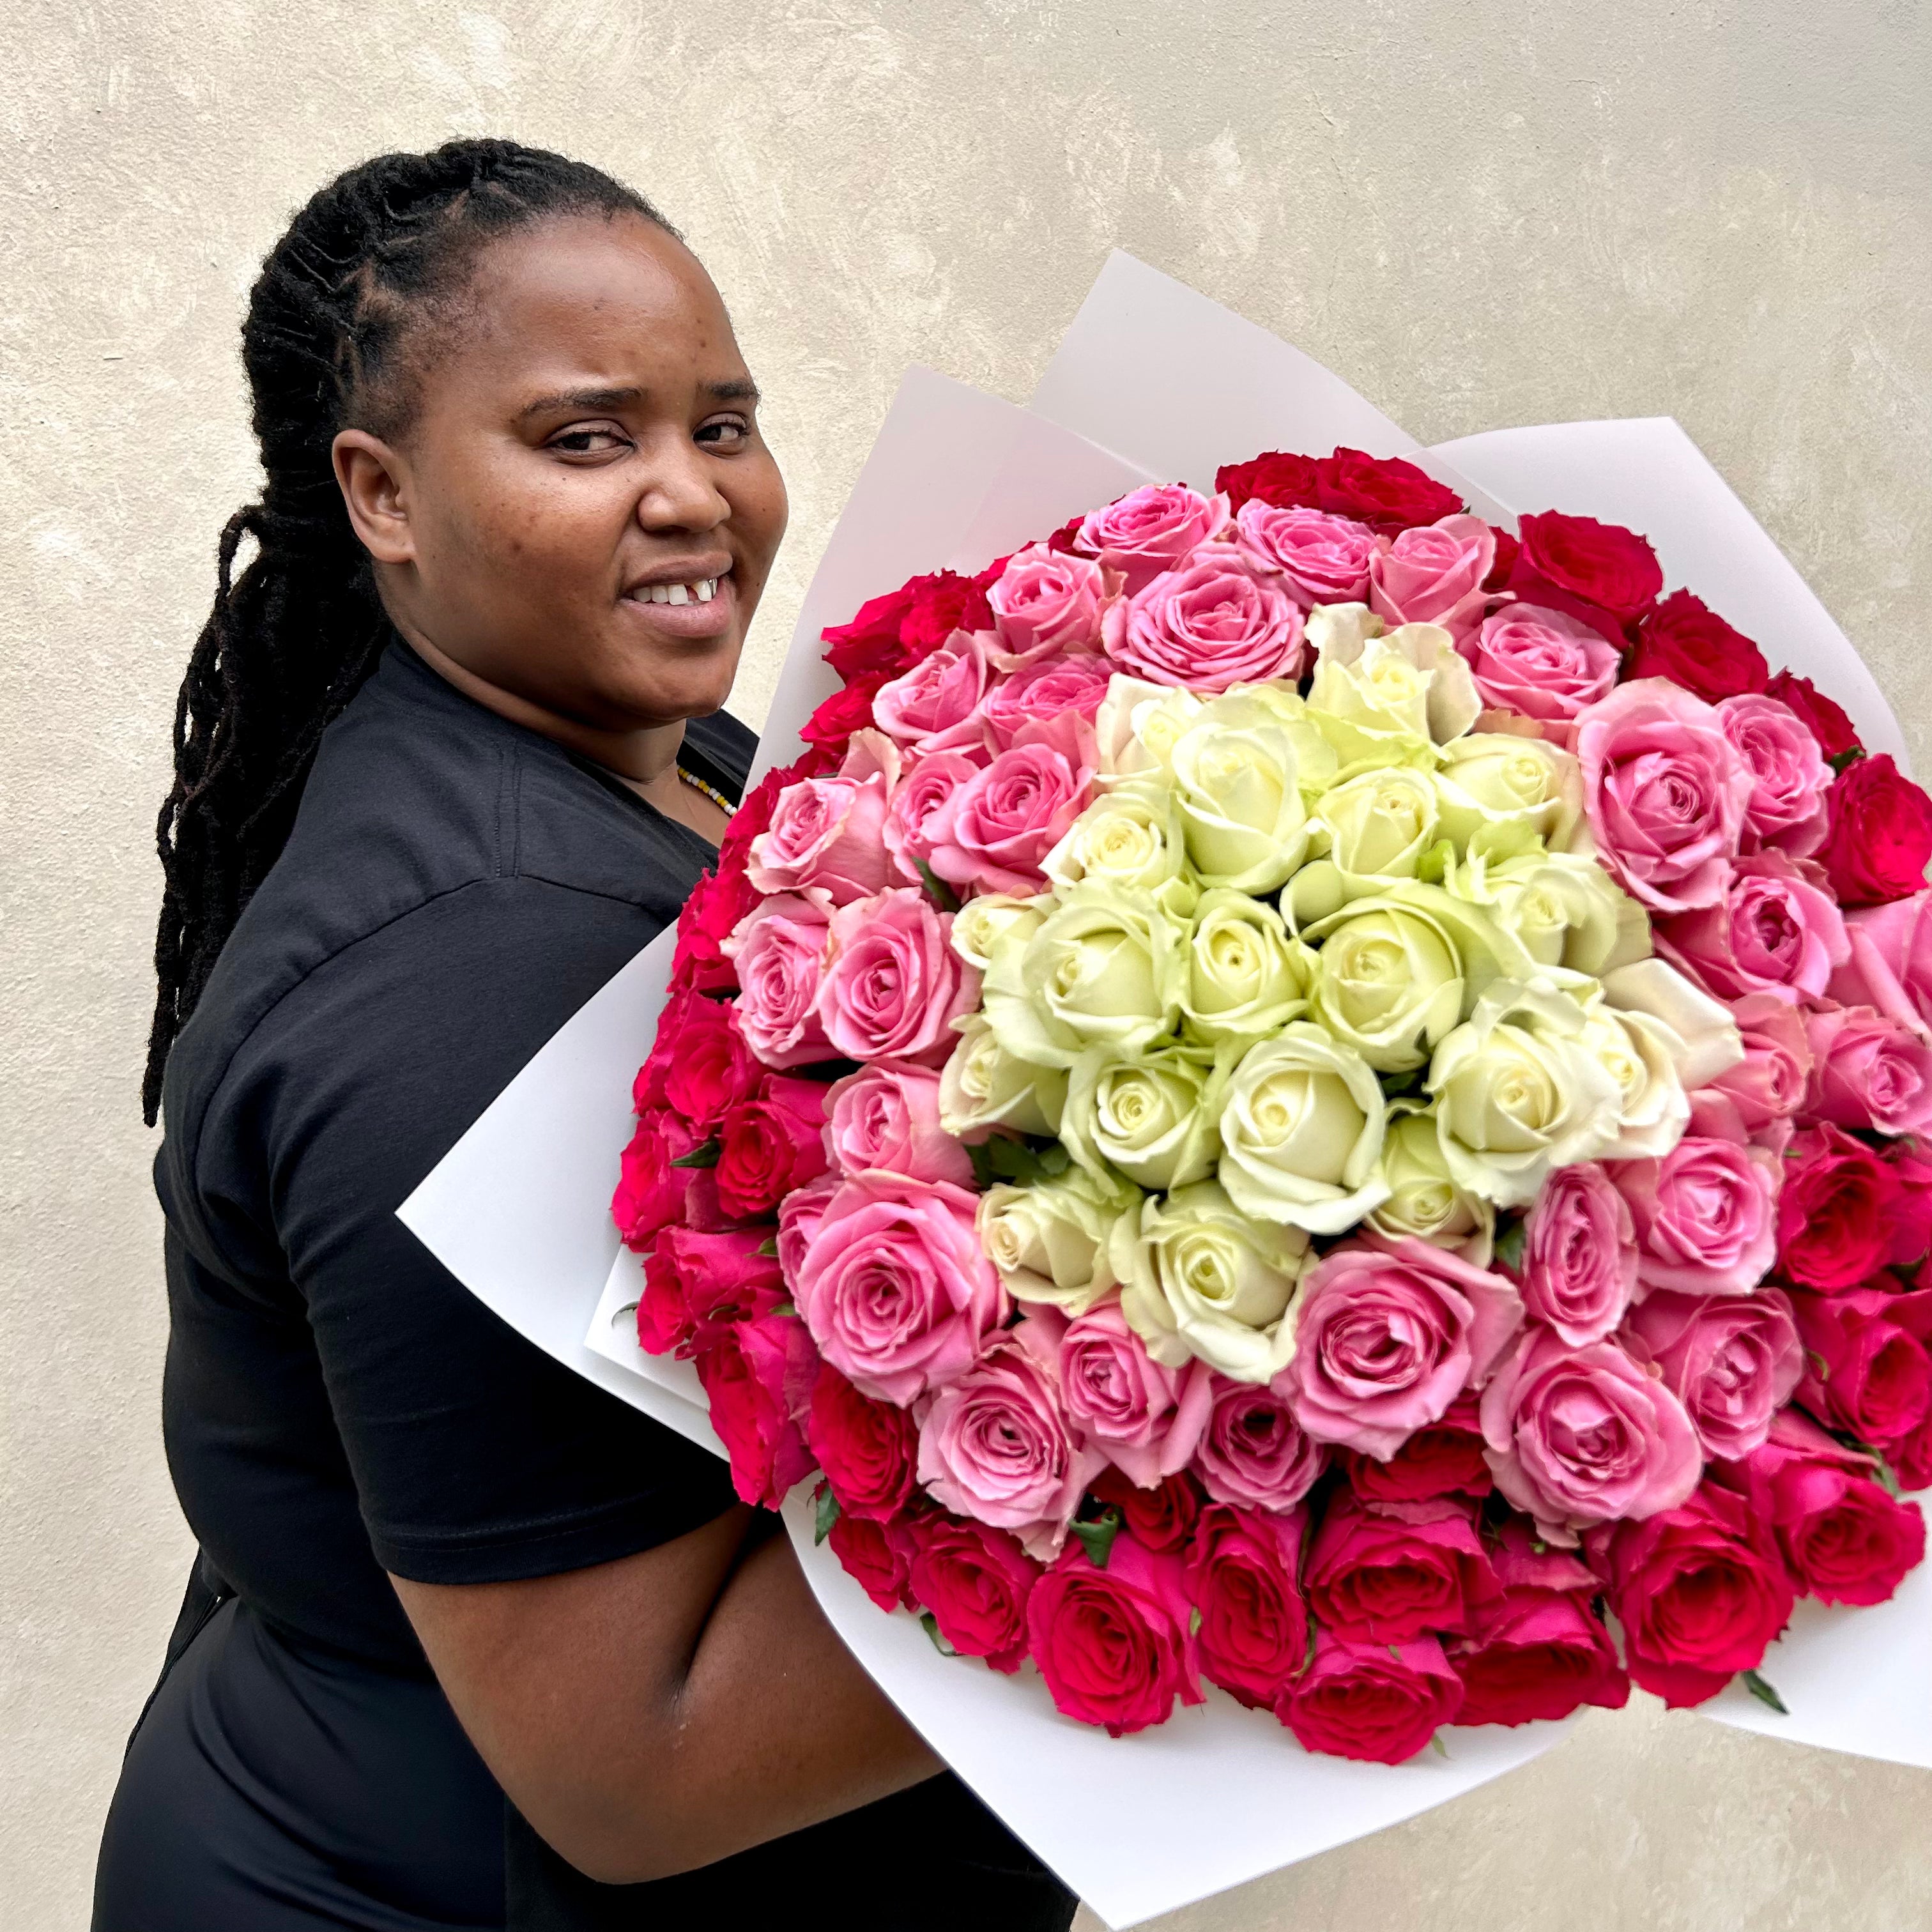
[{"xmin": 638, "ymin": 578, "xmax": 720, "ymax": 605}]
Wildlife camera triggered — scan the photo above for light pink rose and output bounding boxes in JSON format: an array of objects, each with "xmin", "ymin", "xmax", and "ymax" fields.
[
  {"xmin": 916, "ymin": 1317, "xmax": 1105, "ymax": 1559},
  {"xmin": 1480, "ymin": 1328, "xmax": 1703, "ymax": 1534},
  {"xmin": 1060, "ymin": 1301, "xmax": 1214, "ymax": 1490},
  {"xmin": 1103, "ymin": 544, "xmax": 1306, "ymax": 691},
  {"xmin": 880, "ymin": 749, "xmax": 980, "ymax": 884},
  {"xmin": 1077, "ymin": 483, "xmax": 1227, "ymax": 594},
  {"xmin": 1194, "ymin": 1373, "xmax": 1328, "ymax": 1512},
  {"xmin": 1623, "ymin": 1287, "xmax": 1803, "ymax": 1461},
  {"xmin": 1367, "ymin": 514, "xmax": 1496, "ymax": 639},
  {"xmin": 1519, "ymin": 1163, "xmax": 1639, "ymax": 1347},
  {"xmin": 1830, "ymin": 890, "xmax": 1932, "ymax": 1042},
  {"xmin": 1657, "ymin": 850, "xmax": 1849, "ymax": 1004},
  {"xmin": 983, "ymin": 653, "xmax": 1114, "ymax": 749},
  {"xmin": 871, "ymin": 631, "xmax": 993, "ymax": 750},
  {"xmin": 746, "ymin": 732, "xmax": 899, "ymax": 908},
  {"xmin": 1610, "ymin": 1135, "xmax": 1781, "ymax": 1298},
  {"xmin": 1804, "ymin": 1004, "xmax": 1932, "ymax": 1137},
  {"xmin": 816, "ymin": 888, "xmax": 981, "ymax": 1068},
  {"xmin": 986, "ymin": 542, "xmax": 1114, "ymax": 671},
  {"xmin": 1575, "ymin": 678, "xmax": 1754, "ymax": 914},
  {"xmin": 824, "ymin": 1060, "xmax": 976, "ymax": 1186},
  {"xmin": 1276, "ymin": 1237, "xmax": 1525, "ymax": 1460},
  {"xmin": 1233, "ymin": 502, "xmax": 1379, "ymax": 606},
  {"xmin": 1717, "ymin": 693, "xmax": 1832, "ymax": 857},
  {"xmin": 1685, "ymin": 992, "xmax": 1813, "ymax": 1151},
  {"xmin": 726, "ymin": 893, "xmax": 835, "ymax": 1068},
  {"xmin": 921, "ymin": 728, "xmax": 1096, "ymax": 898},
  {"xmin": 775, "ymin": 1169, "xmax": 839, "ymax": 1287},
  {"xmin": 1462, "ymin": 603, "xmax": 1621, "ymax": 723},
  {"xmin": 793, "ymin": 1172, "xmax": 1007, "ymax": 1404}
]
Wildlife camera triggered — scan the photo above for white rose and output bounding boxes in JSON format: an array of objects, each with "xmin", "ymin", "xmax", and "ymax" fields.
[
  {"xmin": 1169, "ymin": 698, "xmax": 1311, "ymax": 891},
  {"xmin": 939, "ymin": 1013, "xmax": 1068, "ymax": 1138},
  {"xmin": 1432, "ymin": 733, "xmax": 1584, "ymax": 859},
  {"xmin": 1366, "ymin": 1101, "xmax": 1496, "ymax": 1264},
  {"xmin": 1307, "ymin": 607, "xmax": 1481, "ymax": 767},
  {"xmin": 1599, "ymin": 956, "xmax": 1746, "ymax": 1091},
  {"xmin": 1220, "ymin": 679, "xmax": 1341, "ymax": 796},
  {"xmin": 949, "ymin": 892, "xmax": 1050, "ymax": 972},
  {"xmin": 977, "ymin": 1166, "xmax": 1141, "ymax": 1314},
  {"xmin": 1042, "ymin": 778, "xmax": 1196, "ymax": 916},
  {"xmin": 1568, "ymin": 983, "xmax": 1690, "ymax": 1162},
  {"xmin": 1314, "ymin": 763, "xmax": 1442, "ymax": 885},
  {"xmin": 1450, "ymin": 847, "xmax": 1651, "ymax": 977},
  {"xmin": 1179, "ymin": 888, "xmax": 1312, "ymax": 1045},
  {"xmin": 1061, "ymin": 1040, "xmax": 1230, "ymax": 1190},
  {"xmin": 1216, "ymin": 1022, "xmax": 1390, "ymax": 1234},
  {"xmin": 1095, "ymin": 678, "xmax": 1203, "ymax": 778}
]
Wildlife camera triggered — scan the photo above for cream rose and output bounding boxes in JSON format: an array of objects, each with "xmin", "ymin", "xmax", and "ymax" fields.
[
  {"xmin": 939, "ymin": 1013, "xmax": 1068, "ymax": 1138},
  {"xmin": 948, "ymin": 892, "xmax": 1050, "ymax": 972},
  {"xmin": 1168, "ymin": 697, "xmax": 1311, "ymax": 891},
  {"xmin": 1179, "ymin": 888, "xmax": 1311, "ymax": 1044},
  {"xmin": 1305, "ymin": 606, "xmax": 1482, "ymax": 769},
  {"xmin": 1095, "ymin": 677, "xmax": 1201, "ymax": 778},
  {"xmin": 1216, "ymin": 1022, "xmax": 1390, "ymax": 1234},
  {"xmin": 1061, "ymin": 1041, "xmax": 1230, "ymax": 1191},
  {"xmin": 1568, "ymin": 983, "xmax": 1691, "ymax": 1162},
  {"xmin": 1432, "ymin": 733, "xmax": 1585, "ymax": 859},
  {"xmin": 1113, "ymin": 1179, "xmax": 1310, "ymax": 1381},
  {"xmin": 977, "ymin": 1166, "xmax": 1141, "ymax": 1314},
  {"xmin": 1041, "ymin": 777, "xmax": 1195, "ymax": 915},
  {"xmin": 1366, "ymin": 1103, "xmax": 1495, "ymax": 1263},
  {"xmin": 1313, "ymin": 763, "xmax": 1442, "ymax": 887},
  {"xmin": 1598, "ymin": 956, "xmax": 1746, "ymax": 1091},
  {"xmin": 1453, "ymin": 848, "xmax": 1652, "ymax": 977}
]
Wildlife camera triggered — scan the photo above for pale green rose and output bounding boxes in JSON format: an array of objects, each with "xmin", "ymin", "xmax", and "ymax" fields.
[
  {"xmin": 1432, "ymin": 734, "xmax": 1585, "ymax": 860},
  {"xmin": 980, "ymin": 880, "xmax": 1184, "ymax": 1070},
  {"xmin": 1598, "ymin": 956, "xmax": 1746, "ymax": 1092},
  {"xmin": 1313, "ymin": 764, "xmax": 1441, "ymax": 887},
  {"xmin": 949, "ymin": 892, "xmax": 1050, "ymax": 972},
  {"xmin": 1061, "ymin": 1040, "xmax": 1232, "ymax": 1190},
  {"xmin": 1094, "ymin": 675, "xmax": 1184, "ymax": 777},
  {"xmin": 1284, "ymin": 857, "xmax": 1347, "ymax": 929},
  {"xmin": 1169, "ymin": 698, "xmax": 1311, "ymax": 891},
  {"xmin": 1449, "ymin": 847, "xmax": 1652, "ymax": 977},
  {"xmin": 1042, "ymin": 778, "xmax": 1196, "ymax": 916},
  {"xmin": 939, "ymin": 1013, "xmax": 1068, "ymax": 1138},
  {"xmin": 1366, "ymin": 1102, "xmax": 1495, "ymax": 1264},
  {"xmin": 1302, "ymin": 883, "xmax": 1529, "ymax": 1072},
  {"xmin": 1179, "ymin": 889, "xmax": 1312, "ymax": 1045},
  {"xmin": 1425, "ymin": 978, "xmax": 1625, "ymax": 1206},
  {"xmin": 1568, "ymin": 982, "xmax": 1690, "ymax": 1162},
  {"xmin": 1216, "ymin": 1022, "xmax": 1391, "ymax": 1234},
  {"xmin": 1306, "ymin": 607, "xmax": 1481, "ymax": 769},
  {"xmin": 1220, "ymin": 679, "xmax": 1342, "ymax": 797},
  {"xmin": 977, "ymin": 1166, "xmax": 1141, "ymax": 1314},
  {"xmin": 1113, "ymin": 1179, "xmax": 1311, "ymax": 1381}
]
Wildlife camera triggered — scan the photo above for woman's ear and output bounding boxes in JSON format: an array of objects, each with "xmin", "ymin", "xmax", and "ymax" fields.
[{"xmin": 332, "ymin": 429, "xmax": 416, "ymax": 566}]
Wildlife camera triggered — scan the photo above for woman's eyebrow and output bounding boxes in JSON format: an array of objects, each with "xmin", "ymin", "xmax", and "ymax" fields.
[
  {"xmin": 707, "ymin": 378, "xmax": 761, "ymax": 404},
  {"xmin": 518, "ymin": 384, "xmax": 643, "ymax": 420}
]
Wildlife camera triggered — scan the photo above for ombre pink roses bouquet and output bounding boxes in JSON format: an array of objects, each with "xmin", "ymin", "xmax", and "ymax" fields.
[{"xmin": 612, "ymin": 446, "xmax": 1932, "ymax": 1764}]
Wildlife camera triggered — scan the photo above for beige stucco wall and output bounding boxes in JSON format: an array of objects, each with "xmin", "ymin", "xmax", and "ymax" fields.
[{"xmin": 3, "ymin": 3, "xmax": 1929, "ymax": 1926}]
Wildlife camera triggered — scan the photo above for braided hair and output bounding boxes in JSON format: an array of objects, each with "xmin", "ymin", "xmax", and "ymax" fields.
[{"xmin": 144, "ymin": 139, "xmax": 674, "ymax": 1122}]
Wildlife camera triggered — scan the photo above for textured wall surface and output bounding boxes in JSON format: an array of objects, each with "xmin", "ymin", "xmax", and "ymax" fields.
[{"xmin": 3, "ymin": 4, "xmax": 1929, "ymax": 1928}]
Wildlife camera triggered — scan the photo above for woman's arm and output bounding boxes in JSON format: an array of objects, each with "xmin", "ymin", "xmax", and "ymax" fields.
[{"xmin": 393, "ymin": 1508, "xmax": 940, "ymax": 1885}]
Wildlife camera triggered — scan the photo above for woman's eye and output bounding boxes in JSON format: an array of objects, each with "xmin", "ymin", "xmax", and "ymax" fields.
[
  {"xmin": 696, "ymin": 415, "xmax": 753, "ymax": 450},
  {"xmin": 548, "ymin": 425, "xmax": 629, "ymax": 456}
]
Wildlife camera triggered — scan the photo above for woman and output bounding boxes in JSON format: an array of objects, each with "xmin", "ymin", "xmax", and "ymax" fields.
[{"xmin": 94, "ymin": 139, "xmax": 1078, "ymax": 1932}]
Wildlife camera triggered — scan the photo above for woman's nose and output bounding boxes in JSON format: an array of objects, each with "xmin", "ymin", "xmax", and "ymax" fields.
[{"xmin": 634, "ymin": 441, "xmax": 730, "ymax": 534}]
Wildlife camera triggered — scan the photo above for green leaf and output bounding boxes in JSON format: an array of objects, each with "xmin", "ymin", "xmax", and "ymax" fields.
[
  {"xmin": 770, "ymin": 1301, "xmax": 796, "ymax": 1319},
  {"xmin": 813, "ymin": 1482, "xmax": 840, "ymax": 1547},
  {"xmin": 756, "ymin": 1235, "xmax": 781, "ymax": 1258},
  {"xmin": 1830, "ymin": 747, "xmax": 1867, "ymax": 776},
  {"xmin": 1036, "ymin": 1142, "xmax": 1072, "ymax": 1177},
  {"xmin": 920, "ymin": 1610, "xmax": 958, "ymax": 1656},
  {"xmin": 1429, "ymin": 1732, "xmax": 1450, "ymax": 1759},
  {"xmin": 670, "ymin": 1138, "xmax": 721, "ymax": 1169},
  {"xmin": 1741, "ymin": 1668, "xmax": 1788, "ymax": 1715},
  {"xmin": 967, "ymin": 1141, "xmax": 998, "ymax": 1191},
  {"xmin": 1870, "ymin": 1450, "xmax": 1903, "ymax": 1500},
  {"xmin": 1493, "ymin": 1219, "xmax": 1527, "ymax": 1274},
  {"xmin": 1188, "ymin": 1606, "xmax": 1204, "ymax": 1637},
  {"xmin": 914, "ymin": 859, "xmax": 962, "ymax": 914},
  {"xmin": 1071, "ymin": 1507, "xmax": 1123, "ymax": 1570}
]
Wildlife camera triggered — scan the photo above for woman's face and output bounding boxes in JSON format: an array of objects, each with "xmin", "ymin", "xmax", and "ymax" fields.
[{"xmin": 345, "ymin": 211, "xmax": 787, "ymax": 734}]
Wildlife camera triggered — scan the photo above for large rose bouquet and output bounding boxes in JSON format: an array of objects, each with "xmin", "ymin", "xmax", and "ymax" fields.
[{"xmin": 614, "ymin": 447, "xmax": 1932, "ymax": 1763}]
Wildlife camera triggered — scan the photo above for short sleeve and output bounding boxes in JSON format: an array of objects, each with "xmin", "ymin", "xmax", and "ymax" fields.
[{"xmin": 206, "ymin": 875, "xmax": 739, "ymax": 1584}]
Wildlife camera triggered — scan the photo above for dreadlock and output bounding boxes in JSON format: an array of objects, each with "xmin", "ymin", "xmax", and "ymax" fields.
[{"xmin": 144, "ymin": 139, "xmax": 675, "ymax": 1122}]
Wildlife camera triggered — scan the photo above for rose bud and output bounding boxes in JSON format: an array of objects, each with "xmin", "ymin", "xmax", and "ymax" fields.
[
  {"xmin": 638, "ymin": 1225, "xmax": 785, "ymax": 1359},
  {"xmin": 1315, "ymin": 447, "xmax": 1464, "ymax": 535},
  {"xmin": 1087, "ymin": 1466, "xmax": 1204, "ymax": 1554},
  {"xmin": 1776, "ymin": 1124, "xmax": 1903, "ymax": 1292},
  {"xmin": 1342, "ymin": 1392, "xmax": 1492, "ymax": 1517},
  {"xmin": 1622, "ymin": 1287, "xmax": 1802, "ymax": 1461},
  {"xmin": 1193, "ymin": 1373, "xmax": 1328, "ymax": 1514},
  {"xmin": 1626, "ymin": 589, "xmax": 1768, "ymax": 700},
  {"xmin": 1788, "ymin": 1280, "xmax": 1932, "ymax": 1454},
  {"xmin": 1818, "ymin": 754, "xmax": 1932, "ymax": 908}
]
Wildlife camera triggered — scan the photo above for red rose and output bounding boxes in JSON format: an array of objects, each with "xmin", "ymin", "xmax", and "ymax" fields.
[
  {"xmin": 1216, "ymin": 449, "xmax": 1323, "ymax": 514},
  {"xmin": 799, "ymin": 676, "xmax": 888, "ymax": 760},
  {"xmin": 1894, "ymin": 1416, "xmax": 1932, "ymax": 1492},
  {"xmin": 1343, "ymin": 1392, "xmax": 1492, "ymax": 1517},
  {"xmin": 1088, "ymin": 1466, "xmax": 1204, "ymax": 1554},
  {"xmin": 1885, "ymin": 1138, "xmax": 1932, "ymax": 1269},
  {"xmin": 1026, "ymin": 1534, "xmax": 1202, "ymax": 1736},
  {"xmin": 1625, "ymin": 589, "xmax": 1768, "ymax": 700},
  {"xmin": 1719, "ymin": 1410, "xmax": 1926, "ymax": 1607},
  {"xmin": 1788, "ymin": 1279, "xmax": 1932, "ymax": 1452},
  {"xmin": 1514, "ymin": 510, "xmax": 1664, "ymax": 627},
  {"xmin": 1777, "ymin": 1124, "xmax": 1903, "ymax": 1292},
  {"xmin": 1818, "ymin": 755, "xmax": 1932, "ymax": 908},
  {"xmin": 904, "ymin": 1513, "xmax": 1041, "ymax": 1674},
  {"xmin": 1315, "ymin": 447, "xmax": 1464, "ymax": 534},
  {"xmin": 1482, "ymin": 526, "xmax": 1520, "ymax": 592},
  {"xmin": 714, "ymin": 1075, "xmax": 831, "ymax": 1220},
  {"xmin": 827, "ymin": 1510, "xmax": 916, "ymax": 1612},
  {"xmin": 611, "ymin": 1110, "xmax": 731, "ymax": 1254},
  {"xmin": 1765, "ymin": 670, "xmax": 1861, "ymax": 761},
  {"xmin": 667, "ymin": 868, "xmax": 760, "ymax": 996},
  {"xmin": 638, "ymin": 1225, "xmax": 785, "ymax": 1357},
  {"xmin": 694, "ymin": 1308, "xmax": 819, "ymax": 1510},
  {"xmin": 1303, "ymin": 1492, "xmax": 1499, "ymax": 1644},
  {"xmin": 818, "ymin": 569, "xmax": 996, "ymax": 687},
  {"xmin": 1276, "ymin": 1632, "xmax": 1465, "ymax": 1765},
  {"xmin": 821, "ymin": 583, "xmax": 922, "ymax": 685},
  {"xmin": 632, "ymin": 986, "xmax": 762, "ymax": 1133},
  {"xmin": 1448, "ymin": 1522, "xmax": 1629, "ymax": 1726},
  {"xmin": 804, "ymin": 1362, "xmax": 919, "ymax": 1521},
  {"xmin": 1595, "ymin": 1479, "xmax": 1795, "ymax": 1707},
  {"xmin": 1182, "ymin": 1502, "xmax": 1309, "ymax": 1710}
]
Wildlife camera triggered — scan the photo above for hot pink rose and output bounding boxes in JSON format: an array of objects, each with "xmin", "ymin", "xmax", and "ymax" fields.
[
  {"xmin": 1831, "ymin": 891, "xmax": 1932, "ymax": 1042},
  {"xmin": 1519, "ymin": 1162, "xmax": 1639, "ymax": 1346},
  {"xmin": 870, "ymin": 632, "xmax": 993, "ymax": 750},
  {"xmin": 1716, "ymin": 693, "xmax": 1832, "ymax": 856},
  {"xmin": 920, "ymin": 736, "xmax": 1095, "ymax": 898},
  {"xmin": 816, "ymin": 888, "xmax": 980, "ymax": 1068},
  {"xmin": 1193, "ymin": 1373, "xmax": 1328, "ymax": 1513},
  {"xmin": 1575, "ymin": 678, "xmax": 1753, "ymax": 914},
  {"xmin": 638, "ymin": 1225, "xmax": 786, "ymax": 1358},
  {"xmin": 1278, "ymin": 1238, "xmax": 1525, "ymax": 1460},
  {"xmin": 826, "ymin": 1511, "xmax": 915, "ymax": 1612},
  {"xmin": 1276, "ymin": 1632, "xmax": 1465, "ymax": 1765},
  {"xmin": 1367, "ymin": 514, "xmax": 1496, "ymax": 639},
  {"xmin": 903, "ymin": 1513, "xmax": 1042, "ymax": 1673},
  {"xmin": 1461, "ymin": 603, "xmax": 1620, "ymax": 723},
  {"xmin": 824, "ymin": 1060, "xmax": 974, "ymax": 1186},
  {"xmin": 1232, "ymin": 501, "xmax": 1379, "ymax": 606},
  {"xmin": 727, "ymin": 894, "xmax": 835, "ymax": 1068},
  {"xmin": 746, "ymin": 733, "xmax": 900, "ymax": 908},
  {"xmin": 1804, "ymin": 1004, "xmax": 1932, "ymax": 1137},
  {"xmin": 1790, "ymin": 1280, "xmax": 1932, "ymax": 1453},
  {"xmin": 1658, "ymin": 850, "xmax": 1849, "ymax": 1004},
  {"xmin": 632, "ymin": 986, "xmax": 762, "ymax": 1133},
  {"xmin": 880, "ymin": 749, "xmax": 979, "ymax": 884},
  {"xmin": 1061, "ymin": 1301, "xmax": 1214, "ymax": 1490},
  {"xmin": 1103, "ymin": 545, "xmax": 1306, "ymax": 690},
  {"xmin": 793, "ymin": 1172, "xmax": 1006, "ymax": 1405},
  {"xmin": 1341, "ymin": 1393, "xmax": 1492, "ymax": 1517},
  {"xmin": 804, "ymin": 1363, "xmax": 919, "ymax": 1521},
  {"xmin": 1777, "ymin": 1124, "xmax": 1903, "ymax": 1292},
  {"xmin": 1685, "ymin": 993, "xmax": 1813, "ymax": 1149},
  {"xmin": 1622, "ymin": 1287, "xmax": 1802, "ymax": 1460},
  {"xmin": 1304, "ymin": 1493, "xmax": 1500, "ymax": 1643},
  {"xmin": 714, "ymin": 1075, "xmax": 831, "ymax": 1220},
  {"xmin": 611, "ymin": 1109, "xmax": 730, "ymax": 1254},
  {"xmin": 1077, "ymin": 484, "xmax": 1226, "ymax": 594},
  {"xmin": 1183, "ymin": 1502, "xmax": 1308, "ymax": 1710},
  {"xmin": 1885, "ymin": 1138, "xmax": 1932, "ymax": 1272},
  {"xmin": 1089, "ymin": 1466, "xmax": 1204, "ymax": 1554},
  {"xmin": 1611, "ymin": 1135, "xmax": 1781, "ymax": 1298},
  {"xmin": 668, "ymin": 863, "xmax": 759, "ymax": 996},
  {"xmin": 1818, "ymin": 753, "xmax": 1932, "ymax": 908},
  {"xmin": 1481, "ymin": 1326, "xmax": 1702, "ymax": 1532},
  {"xmin": 1027, "ymin": 1533, "xmax": 1202, "ymax": 1735},
  {"xmin": 694, "ymin": 1308, "xmax": 819, "ymax": 1510},
  {"xmin": 983, "ymin": 653, "xmax": 1114, "ymax": 748},
  {"xmin": 985, "ymin": 542, "xmax": 1112, "ymax": 670}
]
